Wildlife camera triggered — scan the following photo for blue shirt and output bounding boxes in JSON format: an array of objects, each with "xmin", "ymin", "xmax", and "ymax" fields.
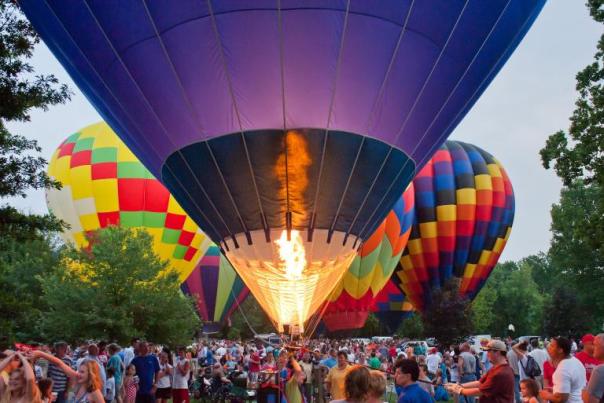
[
  {"xmin": 131, "ymin": 355, "xmax": 160, "ymax": 395},
  {"xmin": 398, "ymin": 383, "xmax": 433, "ymax": 403},
  {"xmin": 320, "ymin": 357, "xmax": 337, "ymax": 369}
]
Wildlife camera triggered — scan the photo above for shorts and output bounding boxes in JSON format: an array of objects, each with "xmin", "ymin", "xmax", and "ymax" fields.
[
  {"xmin": 172, "ymin": 388, "xmax": 190, "ymax": 403},
  {"xmin": 155, "ymin": 387, "xmax": 172, "ymax": 399}
]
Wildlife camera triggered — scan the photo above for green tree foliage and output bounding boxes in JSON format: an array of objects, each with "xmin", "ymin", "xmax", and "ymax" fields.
[
  {"xmin": 472, "ymin": 260, "xmax": 545, "ymax": 336},
  {"xmin": 224, "ymin": 296, "xmax": 274, "ymax": 339},
  {"xmin": 543, "ymin": 286, "xmax": 592, "ymax": 337},
  {"xmin": 0, "ymin": 235, "xmax": 58, "ymax": 349},
  {"xmin": 40, "ymin": 227, "xmax": 200, "ymax": 346},
  {"xmin": 421, "ymin": 278, "xmax": 474, "ymax": 348},
  {"xmin": 0, "ymin": 1, "xmax": 71, "ymax": 239},
  {"xmin": 397, "ymin": 314, "xmax": 424, "ymax": 340}
]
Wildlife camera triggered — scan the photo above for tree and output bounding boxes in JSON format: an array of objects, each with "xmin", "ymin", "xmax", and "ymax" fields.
[
  {"xmin": 0, "ymin": 235, "xmax": 58, "ymax": 348},
  {"xmin": 421, "ymin": 278, "xmax": 474, "ymax": 348},
  {"xmin": 0, "ymin": 0, "xmax": 71, "ymax": 239},
  {"xmin": 40, "ymin": 227, "xmax": 200, "ymax": 346},
  {"xmin": 543, "ymin": 286, "xmax": 592, "ymax": 337},
  {"xmin": 224, "ymin": 296, "xmax": 274, "ymax": 339},
  {"xmin": 397, "ymin": 314, "xmax": 424, "ymax": 340}
]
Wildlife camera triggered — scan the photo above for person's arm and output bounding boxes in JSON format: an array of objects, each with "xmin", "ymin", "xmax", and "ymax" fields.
[
  {"xmin": 178, "ymin": 359, "xmax": 190, "ymax": 376},
  {"xmin": 512, "ymin": 343, "xmax": 526, "ymax": 359},
  {"xmin": 539, "ymin": 389, "xmax": 569, "ymax": 403},
  {"xmin": 30, "ymin": 351, "xmax": 78, "ymax": 379},
  {"xmin": 289, "ymin": 357, "xmax": 305, "ymax": 385},
  {"xmin": 582, "ymin": 367, "xmax": 604, "ymax": 403},
  {"xmin": 457, "ymin": 356, "xmax": 464, "ymax": 377}
]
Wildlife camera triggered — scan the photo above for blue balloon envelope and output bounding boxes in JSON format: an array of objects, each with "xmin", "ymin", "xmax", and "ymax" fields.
[{"xmin": 21, "ymin": 0, "xmax": 544, "ymax": 332}]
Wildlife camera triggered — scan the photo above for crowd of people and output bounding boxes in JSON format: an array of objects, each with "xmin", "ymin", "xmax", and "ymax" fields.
[{"xmin": 0, "ymin": 333, "xmax": 602, "ymax": 403}]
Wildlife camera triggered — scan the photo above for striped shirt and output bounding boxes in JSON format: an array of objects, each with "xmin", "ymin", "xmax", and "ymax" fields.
[{"xmin": 48, "ymin": 356, "xmax": 73, "ymax": 392}]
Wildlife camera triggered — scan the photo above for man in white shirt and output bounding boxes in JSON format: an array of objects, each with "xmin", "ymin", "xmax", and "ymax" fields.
[
  {"xmin": 540, "ymin": 337, "xmax": 586, "ymax": 403},
  {"xmin": 426, "ymin": 348, "xmax": 441, "ymax": 378}
]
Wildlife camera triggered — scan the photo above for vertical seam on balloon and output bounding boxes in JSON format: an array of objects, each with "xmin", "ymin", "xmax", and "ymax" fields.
[
  {"xmin": 412, "ymin": 0, "xmax": 512, "ymax": 169},
  {"xmin": 343, "ymin": 1, "xmax": 416, "ymax": 241},
  {"xmin": 307, "ymin": 0, "xmax": 351, "ymax": 243},
  {"xmin": 60, "ymin": 0, "xmax": 228, "ymax": 240},
  {"xmin": 206, "ymin": 0, "xmax": 267, "ymax": 242},
  {"xmin": 37, "ymin": 0, "xmax": 223, "ymax": 241},
  {"xmin": 84, "ymin": 0, "xmax": 235, "ymax": 241},
  {"xmin": 277, "ymin": 0, "xmax": 291, "ymax": 224},
  {"xmin": 415, "ymin": 1, "xmax": 537, "ymax": 170},
  {"xmin": 141, "ymin": 0, "xmax": 252, "ymax": 241}
]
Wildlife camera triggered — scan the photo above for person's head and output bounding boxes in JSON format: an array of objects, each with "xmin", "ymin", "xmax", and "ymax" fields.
[
  {"xmin": 37, "ymin": 377, "xmax": 53, "ymax": 399},
  {"xmin": 77, "ymin": 361, "xmax": 102, "ymax": 393},
  {"xmin": 278, "ymin": 350, "xmax": 289, "ymax": 367},
  {"xmin": 370, "ymin": 350, "xmax": 376, "ymax": 358},
  {"xmin": 394, "ymin": 359, "xmax": 419, "ymax": 387},
  {"xmin": 337, "ymin": 351, "xmax": 348, "ymax": 368},
  {"xmin": 460, "ymin": 342, "xmax": 470, "ymax": 352},
  {"xmin": 593, "ymin": 333, "xmax": 604, "ymax": 361},
  {"xmin": 3, "ymin": 353, "xmax": 21, "ymax": 372},
  {"xmin": 581, "ymin": 334, "xmax": 595, "ymax": 356},
  {"xmin": 159, "ymin": 351, "xmax": 169, "ymax": 364},
  {"xmin": 481, "ymin": 340, "xmax": 508, "ymax": 364},
  {"xmin": 177, "ymin": 346, "xmax": 186, "ymax": 358},
  {"xmin": 54, "ymin": 342, "xmax": 68, "ymax": 358},
  {"xmin": 329, "ymin": 349, "xmax": 337, "ymax": 358},
  {"xmin": 518, "ymin": 341, "xmax": 528, "ymax": 352},
  {"xmin": 131, "ymin": 338, "xmax": 140, "ymax": 348},
  {"xmin": 137, "ymin": 341, "xmax": 149, "ymax": 356},
  {"xmin": 344, "ymin": 365, "xmax": 370, "ymax": 402},
  {"xmin": 302, "ymin": 352, "xmax": 310, "ymax": 362},
  {"xmin": 368, "ymin": 370, "xmax": 386, "ymax": 401},
  {"xmin": 87, "ymin": 344, "xmax": 99, "ymax": 357},
  {"xmin": 126, "ymin": 364, "xmax": 136, "ymax": 376},
  {"xmin": 547, "ymin": 337, "xmax": 571, "ymax": 361},
  {"xmin": 7, "ymin": 368, "xmax": 26, "ymax": 394},
  {"xmin": 419, "ymin": 363, "xmax": 428, "ymax": 377},
  {"xmin": 520, "ymin": 378, "xmax": 540, "ymax": 398},
  {"xmin": 107, "ymin": 343, "xmax": 120, "ymax": 356},
  {"xmin": 530, "ymin": 338, "xmax": 539, "ymax": 349}
]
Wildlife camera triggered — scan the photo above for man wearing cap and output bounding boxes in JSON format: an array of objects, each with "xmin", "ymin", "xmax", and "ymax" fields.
[
  {"xmin": 426, "ymin": 348, "xmax": 441, "ymax": 379},
  {"xmin": 576, "ymin": 334, "xmax": 603, "ymax": 382},
  {"xmin": 446, "ymin": 340, "xmax": 515, "ymax": 403},
  {"xmin": 583, "ymin": 333, "xmax": 604, "ymax": 403}
]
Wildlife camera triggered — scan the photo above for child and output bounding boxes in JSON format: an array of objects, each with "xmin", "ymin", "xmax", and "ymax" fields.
[
  {"xmin": 37, "ymin": 378, "xmax": 54, "ymax": 403},
  {"xmin": 418, "ymin": 363, "xmax": 435, "ymax": 397},
  {"xmin": 520, "ymin": 378, "xmax": 541, "ymax": 403},
  {"xmin": 434, "ymin": 368, "xmax": 450, "ymax": 401},
  {"xmin": 122, "ymin": 364, "xmax": 138, "ymax": 403},
  {"xmin": 105, "ymin": 367, "xmax": 116, "ymax": 403}
]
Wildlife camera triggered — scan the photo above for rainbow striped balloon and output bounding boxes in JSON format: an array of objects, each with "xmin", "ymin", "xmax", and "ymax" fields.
[
  {"xmin": 370, "ymin": 273, "xmax": 415, "ymax": 333},
  {"xmin": 399, "ymin": 140, "xmax": 515, "ymax": 310},
  {"xmin": 321, "ymin": 185, "xmax": 415, "ymax": 331}
]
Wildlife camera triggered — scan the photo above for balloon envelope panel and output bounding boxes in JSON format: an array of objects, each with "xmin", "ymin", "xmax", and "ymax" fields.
[
  {"xmin": 371, "ymin": 275, "xmax": 415, "ymax": 334},
  {"xmin": 180, "ymin": 245, "xmax": 249, "ymax": 329},
  {"xmin": 46, "ymin": 122, "xmax": 211, "ymax": 281},
  {"xmin": 399, "ymin": 140, "xmax": 515, "ymax": 310}
]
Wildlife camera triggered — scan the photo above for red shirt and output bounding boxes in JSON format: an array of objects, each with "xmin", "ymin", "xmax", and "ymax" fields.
[
  {"xmin": 543, "ymin": 361, "xmax": 554, "ymax": 387},
  {"xmin": 575, "ymin": 351, "xmax": 603, "ymax": 381},
  {"xmin": 479, "ymin": 363, "xmax": 515, "ymax": 403},
  {"xmin": 249, "ymin": 352, "xmax": 261, "ymax": 372}
]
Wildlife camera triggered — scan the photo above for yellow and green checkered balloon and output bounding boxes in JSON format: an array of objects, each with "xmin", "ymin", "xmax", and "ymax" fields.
[{"xmin": 46, "ymin": 122, "xmax": 212, "ymax": 281}]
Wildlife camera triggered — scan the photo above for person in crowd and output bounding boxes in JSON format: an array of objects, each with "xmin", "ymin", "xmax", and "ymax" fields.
[
  {"xmin": 31, "ymin": 350, "xmax": 104, "ymax": 403},
  {"xmin": 37, "ymin": 378, "xmax": 53, "ymax": 403},
  {"xmin": 122, "ymin": 365, "xmax": 138, "ymax": 403},
  {"xmin": 368, "ymin": 351, "xmax": 381, "ymax": 370},
  {"xmin": 0, "ymin": 351, "xmax": 42, "ymax": 403},
  {"xmin": 394, "ymin": 358, "xmax": 432, "ymax": 403},
  {"xmin": 434, "ymin": 368, "xmax": 450, "ymax": 402},
  {"xmin": 275, "ymin": 350, "xmax": 305, "ymax": 403},
  {"xmin": 418, "ymin": 363, "xmax": 435, "ymax": 397},
  {"xmin": 299, "ymin": 352, "xmax": 313, "ymax": 402},
  {"xmin": 84, "ymin": 344, "xmax": 107, "ymax": 393},
  {"xmin": 130, "ymin": 342, "xmax": 159, "ymax": 403},
  {"xmin": 447, "ymin": 339, "xmax": 515, "ymax": 403},
  {"xmin": 249, "ymin": 347, "xmax": 261, "ymax": 383},
  {"xmin": 539, "ymin": 336, "xmax": 585, "ymax": 403},
  {"xmin": 480, "ymin": 339, "xmax": 493, "ymax": 373},
  {"xmin": 529, "ymin": 339, "xmax": 548, "ymax": 388},
  {"xmin": 172, "ymin": 347, "xmax": 190, "ymax": 403},
  {"xmin": 507, "ymin": 340, "xmax": 522, "ymax": 403},
  {"xmin": 576, "ymin": 334, "xmax": 603, "ymax": 382},
  {"xmin": 367, "ymin": 370, "xmax": 386, "ymax": 403},
  {"xmin": 105, "ymin": 367, "xmax": 116, "ymax": 403},
  {"xmin": 458, "ymin": 343, "xmax": 478, "ymax": 403},
  {"xmin": 154, "ymin": 351, "xmax": 172, "ymax": 403},
  {"xmin": 329, "ymin": 365, "xmax": 370, "ymax": 403},
  {"xmin": 47, "ymin": 342, "xmax": 72, "ymax": 403},
  {"xmin": 512, "ymin": 341, "xmax": 532, "ymax": 381},
  {"xmin": 426, "ymin": 348, "xmax": 441, "ymax": 379},
  {"xmin": 321, "ymin": 350, "xmax": 338, "ymax": 370},
  {"xmin": 106, "ymin": 344, "xmax": 123, "ymax": 403},
  {"xmin": 325, "ymin": 351, "xmax": 350, "ymax": 401},
  {"xmin": 520, "ymin": 378, "xmax": 540, "ymax": 403},
  {"xmin": 122, "ymin": 339, "xmax": 138, "ymax": 369},
  {"xmin": 583, "ymin": 333, "xmax": 604, "ymax": 403}
]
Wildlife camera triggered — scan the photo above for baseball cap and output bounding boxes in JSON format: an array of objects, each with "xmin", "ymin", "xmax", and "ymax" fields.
[
  {"xmin": 481, "ymin": 340, "xmax": 507, "ymax": 352},
  {"xmin": 582, "ymin": 334, "xmax": 595, "ymax": 344}
]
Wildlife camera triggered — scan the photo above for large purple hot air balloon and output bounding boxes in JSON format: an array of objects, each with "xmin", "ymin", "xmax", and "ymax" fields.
[{"xmin": 21, "ymin": 0, "xmax": 544, "ymax": 333}]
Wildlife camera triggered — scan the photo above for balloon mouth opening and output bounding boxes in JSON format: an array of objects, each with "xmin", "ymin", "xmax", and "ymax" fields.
[{"xmin": 223, "ymin": 228, "xmax": 359, "ymax": 333}]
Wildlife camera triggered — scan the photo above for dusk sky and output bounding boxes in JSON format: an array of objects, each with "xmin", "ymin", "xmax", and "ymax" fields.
[{"xmin": 5, "ymin": 1, "xmax": 602, "ymax": 262}]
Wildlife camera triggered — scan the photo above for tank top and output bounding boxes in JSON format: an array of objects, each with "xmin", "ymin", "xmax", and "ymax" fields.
[
  {"xmin": 460, "ymin": 352, "xmax": 476, "ymax": 375},
  {"xmin": 172, "ymin": 358, "xmax": 190, "ymax": 389}
]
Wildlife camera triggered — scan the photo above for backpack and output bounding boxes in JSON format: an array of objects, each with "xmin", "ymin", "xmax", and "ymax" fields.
[{"xmin": 520, "ymin": 355, "xmax": 542, "ymax": 379}]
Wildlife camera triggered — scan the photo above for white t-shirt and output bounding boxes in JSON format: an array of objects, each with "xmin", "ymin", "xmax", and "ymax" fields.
[
  {"xmin": 528, "ymin": 348, "xmax": 549, "ymax": 372},
  {"xmin": 173, "ymin": 358, "xmax": 190, "ymax": 389},
  {"xmin": 553, "ymin": 356, "xmax": 587, "ymax": 403},
  {"xmin": 426, "ymin": 353, "xmax": 441, "ymax": 374},
  {"xmin": 156, "ymin": 363, "xmax": 172, "ymax": 388},
  {"xmin": 104, "ymin": 377, "xmax": 115, "ymax": 401}
]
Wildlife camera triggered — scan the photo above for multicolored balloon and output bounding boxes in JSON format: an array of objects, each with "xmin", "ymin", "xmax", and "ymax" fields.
[
  {"xmin": 46, "ymin": 122, "xmax": 211, "ymax": 281},
  {"xmin": 399, "ymin": 140, "xmax": 515, "ymax": 310},
  {"xmin": 181, "ymin": 245, "xmax": 249, "ymax": 333},
  {"xmin": 25, "ymin": 1, "xmax": 543, "ymax": 333},
  {"xmin": 370, "ymin": 274, "xmax": 415, "ymax": 334},
  {"xmin": 321, "ymin": 185, "xmax": 414, "ymax": 332}
]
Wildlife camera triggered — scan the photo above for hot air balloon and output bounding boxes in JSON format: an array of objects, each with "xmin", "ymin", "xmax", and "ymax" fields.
[
  {"xmin": 399, "ymin": 140, "xmax": 515, "ymax": 311},
  {"xmin": 371, "ymin": 274, "xmax": 415, "ymax": 334},
  {"xmin": 320, "ymin": 185, "xmax": 414, "ymax": 332},
  {"xmin": 181, "ymin": 245, "xmax": 250, "ymax": 333},
  {"xmin": 23, "ymin": 1, "xmax": 543, "ymax": 333},
  {"xmin": 46, "ymin": 122, "xmax": 211, "ymax": 281}
]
